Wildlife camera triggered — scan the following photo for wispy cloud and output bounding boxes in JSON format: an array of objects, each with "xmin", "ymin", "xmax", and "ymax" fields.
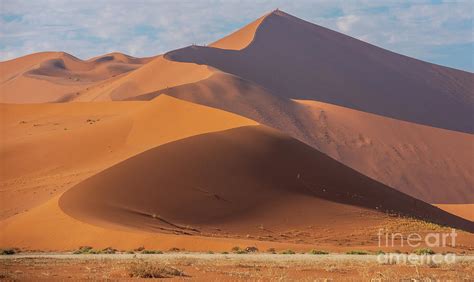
[{"xmin": 0, "ymin": 0, "xmax": 472, "ymax": 71}]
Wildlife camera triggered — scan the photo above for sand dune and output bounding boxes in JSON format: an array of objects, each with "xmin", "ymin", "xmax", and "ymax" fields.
[
  {"xmin": 0, "ymin": 95, "xmax": 256, "ymax": 219},
  {"xmin": 59, "ymin": 125, "xmax": 473, "ymax": 233},
  {"xmin": 71, "ymin": 56, "xmax": 213, "ymax": 101},
  {"xmin": 0, "ymin": 52, "xmax": 150, "ymax": 103},
  {"xmin": 166, "ymin": 10, "xmax": 473, "ymax": 133},
  {"xmin": 130, "ymin": 72, "xmax": 473, "ymax": 204}
]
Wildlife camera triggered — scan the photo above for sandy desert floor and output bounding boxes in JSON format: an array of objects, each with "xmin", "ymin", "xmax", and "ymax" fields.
[{"xmin": 1, "ymin": 253, "xmax": 473, "ymax": 281}]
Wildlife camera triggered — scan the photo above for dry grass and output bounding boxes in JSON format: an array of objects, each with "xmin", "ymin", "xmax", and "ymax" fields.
[
  {"xmin": 128, "ymin": 261, "xmax": 185, "ymax": 278},
  {"xmin": 1, "ymin": 255, "xmax": 472, "ymax": 280}
]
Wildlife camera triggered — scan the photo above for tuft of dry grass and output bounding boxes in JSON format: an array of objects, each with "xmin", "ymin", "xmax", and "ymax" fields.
[{"xmin": 128, "ymin": 261, "xmax": 185, "ymax": 278}]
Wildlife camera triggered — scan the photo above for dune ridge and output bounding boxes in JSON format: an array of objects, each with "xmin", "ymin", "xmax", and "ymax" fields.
[
  {"xmin": 0, "ymin": 52, "xmax": 151, "ymax": 103},
  {"xmin": 70, "ymin": 56, "xmax": 213, "ymax": 102},
  {"xmin": 210, "ymin": 13, "xmax": 268, "ymax": 50},
  {"xmin": 130, "ymin": 71, "xmax": 473, "ymax": 204}
]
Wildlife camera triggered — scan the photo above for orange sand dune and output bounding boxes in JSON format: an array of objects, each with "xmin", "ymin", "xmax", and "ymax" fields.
[
  {"xmin": 1, "ymin": 125, "xmax": 473, "ymax": 251},
  {"xmin": 59, "ymin": 125, "xmax": 473, "ymax": 233},
  {"xmin": 166, "ymin": 10, "xmax": 474, "ymax": 133},
  {"xmin": 0, "ymin": 95, "xmax": 256, "ymax": 219},
  {"xmin": 131, "ymin": 72, "xmax": 473, "ymax": 204},
  {"xmin": 71, "ymin": 56, "xmax": 213, "ymax": 101},
  {"xmin": 0, "ymin": 52, "xmax": 150, "ymax": 103}
]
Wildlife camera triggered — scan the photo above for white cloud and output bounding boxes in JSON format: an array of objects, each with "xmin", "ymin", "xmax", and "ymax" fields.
[
  {"xmin": 0, "ymin": 0, "xmax": 472, "ymax": 70},
  {"xmin": 336, "ymin": 15, "xmax": 360, "ymax": 33}
]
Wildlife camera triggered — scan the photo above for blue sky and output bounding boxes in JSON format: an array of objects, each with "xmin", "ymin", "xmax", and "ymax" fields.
[{"xmin": 1, "ymin": 0, "xmax": 472, "ymax": 72}]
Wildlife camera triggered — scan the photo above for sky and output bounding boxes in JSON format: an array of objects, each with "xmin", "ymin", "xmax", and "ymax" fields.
[{"xmin": 0, "ymin": 0, "xmax": 472, "ymax": 72}]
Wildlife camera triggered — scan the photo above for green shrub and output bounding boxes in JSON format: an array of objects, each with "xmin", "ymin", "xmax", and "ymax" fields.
[
  {"xmin": 309, "ymin": 249, "xmax": 328, "ymax": 255},
  {"xmin": 346, "ymin": 250, "xmax": 368, "ymax": 255},
  {"xmin": 99, "ymin": 247, "xmax": 117, "ymax": 254},
  {"xmin": 413, "ymin": 248, "xmax": 435, "ymax": 255},
  {"xmin": 141, "ymin": 250, "xmax": 163, "ymax": 254},
  {"xmin": 73, "ymin": 246, "xmax": 94, "ymax": 254},
  {"xmin": 0, "ymin": 248, "xmax": 17, "ymax": 255}
]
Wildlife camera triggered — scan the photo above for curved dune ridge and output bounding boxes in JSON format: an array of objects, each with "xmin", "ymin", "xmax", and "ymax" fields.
[
  {"xmin": 71, "ymin": 56, "xmax": 213, "ymax": 101},
  {"xmin": 166, "ymin": 10, "xmax": 474, "ymax": 134},
  {"xmin": 0, "ymin": 52, "xmax": 152, "ymax": 103},
  {"xmin": 59, "ymin": 125, "xmax": 474, "ymax": 233},
  {"xmin": 131, "ymin": 72, "xmax": 474, "ymax": 205},
  {"xmin": 209, "ymin": 13, "xmax": 268, "ymax": 50}
]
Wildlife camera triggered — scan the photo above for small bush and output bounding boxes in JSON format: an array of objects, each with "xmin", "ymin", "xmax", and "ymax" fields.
[
  {"xmin": 235, "ymin": 249, "xmax": 248, "ymax": 254},
  {"xmin": 231, "ymin": 246, "xmax": 241, "ymax": 252},
  {"xmin": 207, "ymin": 251, "xmax": 214, "ymax": 254},
  {"xmin": 99, "ymin": 247, "xmax": 117, "ymax": 254},
  {"xmin": 221, "ymin": 251, "xmax": 229, "ymax": 254},
  {"xmin": 168, "ymin": 247, "xmax": 181, "ymax": 252},
  {"xmin": 266, "ymin": 248, "xmax": 276, "ymax": 254},
  {"xmin": 414, "ymin": 248, "xmax": 435, "ymax": 255},
  {"xmin": 73, "ymin": 246, "xmax": 94, "ymax": 254},
  {"xmin": 245, "ymin": 246, "xmax": 259, "ymax": 253},
  {"xmin": 134, "ymin": 246, "xmax": 145, "ymax": 252},
  {"xmin": 309, "ymin": 249, "xmax": 328, "ymax": 255},
  {"xmin": 375, "ymin": 250, "xmax": 385, "ymax": 255},
  {"xmin": 129, "ymin": 262, "xmax": 185, "ymax": 278},
  {"xmin": 281, "ymin": 250, "xmax": 295, "ymax": 255},
  {"xmin": 141, "ymin": 250, "xmax": 163, "ymax": 254},
  {"xmin": 0, "ymin": 248, "xmax": 17, "ymax": 255},
  {"xmin": 346, "ymin": 250, "xmax": 368, "ymax": 255}
]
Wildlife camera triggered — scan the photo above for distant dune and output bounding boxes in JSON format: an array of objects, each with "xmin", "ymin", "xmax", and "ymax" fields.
[
  {"xmin": 0, "ymin": 52, "xmax": 152, "ymax": 103},
  {"xmin": 71, "ymin": 56, "xmax": 213, "ymax": 101}
]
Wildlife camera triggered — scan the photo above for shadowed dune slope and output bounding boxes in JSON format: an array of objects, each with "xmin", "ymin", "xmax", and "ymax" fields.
[
  {"xmin": 166, "ymin": 10, "xmax": 474, "ymax": 133},
  {"xmin": 0, "ymin": 52, "xmax": 150, "ymax": 103},
  {"xmin": 132, "ymin": 72, "xmax": 473, "ymax": 204},
  {"xmin": 59, "ymin": 125, "xmax": 474, "ymax": 233}
]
